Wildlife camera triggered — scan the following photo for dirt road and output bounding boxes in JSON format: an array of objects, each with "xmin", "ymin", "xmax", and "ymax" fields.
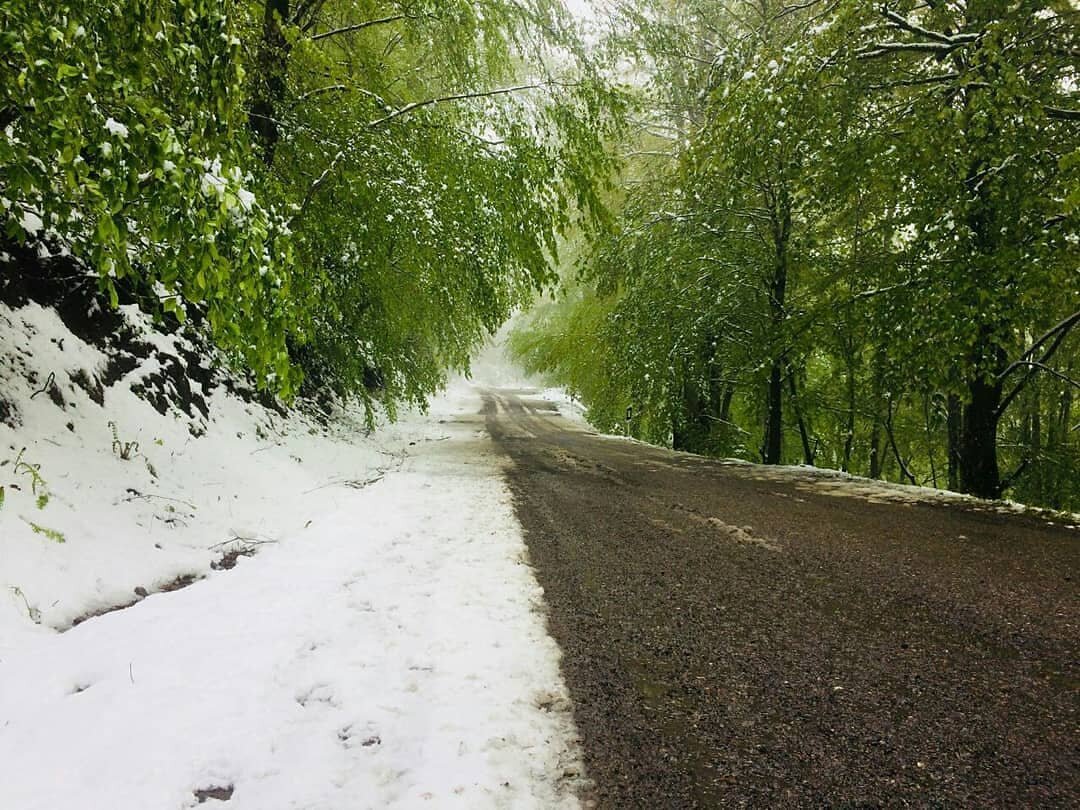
[{"xmin": 482, "ymin": 388, "xmax": 1079, "ymax": 808}]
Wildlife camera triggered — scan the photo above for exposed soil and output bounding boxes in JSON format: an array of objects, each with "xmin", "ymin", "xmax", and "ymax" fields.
[
  {"xmin": 0, "ymin": 238, "xmax": 277, "ymax": 424},
  {"xmin": 68, "ymin": 573, "xmax": 202, "ymax": 630},
  {"xmin": 193, "ymin": 784, "xmax": 234, "ymax": 803},
  {"xmin": 483, "ymin": 389, "xmax": 1079, "ymax": 808},
  {"xmin": 211, "ymin": 547, "xmax": 256, "ymax": 571}
]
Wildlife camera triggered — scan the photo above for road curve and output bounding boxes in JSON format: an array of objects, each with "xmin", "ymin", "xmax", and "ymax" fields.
[{"xmin": 481, "ymin": 387, "xmax": 1079, "ymax": 808}]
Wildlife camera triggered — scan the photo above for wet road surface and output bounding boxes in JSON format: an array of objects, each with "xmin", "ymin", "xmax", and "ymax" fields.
[{"xmin": 482, "ymin": 388, "xmax": 1079, "ymax": 808}]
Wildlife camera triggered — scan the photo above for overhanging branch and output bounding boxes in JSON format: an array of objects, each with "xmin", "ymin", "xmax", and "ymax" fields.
[
  {"xmin": 366, "ymin": 82, "xmax": 558, "ymax": 129},
  {"xmin": 310, "ymin": 14, "xmax": 412, "ymax": 42}
]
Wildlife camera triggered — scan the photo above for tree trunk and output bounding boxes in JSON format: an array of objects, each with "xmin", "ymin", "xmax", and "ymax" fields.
[
  {"xmin": 842, "ymin": 353, "xmax": 857, "ymax": 472},
  {"xmin": 674, "ymin": 375, "xmax": 709, "ymax": 452},
  {"xmin": 249, "ymin": 0, "xmax": 291, "ymax": 166},
  {"xmin": 885, "ymin": 399, "xmax": 918, "ymax": 485},
  {"xmin": 788, "ymin": 367, "xmax": 814, "ymax": 465},
  {"xmin": 868, "ymin": 357, "xmax": 885, "ymax": 479},
  {"xmin": 763, "ymin": 188, "xmax": 790, "ymax": 465},
  {"xmin": 958, "ymin": 365, "xmax": 1004, "ymax": 499},
  {"xmin": 719, "ymin": 386, "xmax": 734, "ymax": 423},
  {"xmin": 946, "ymin": 393, "xmax": 961, "ymax": 491},
  {"xmin": 923, "ymin": 391, "xmax": 938, "ymax": 488},
  {"xmin": 869, "ymin": 418, "xmax": 882, "ymax": 479},
  {"xmin": 764, "ymin": 361, "xmax": 783, "ymax": 464}
]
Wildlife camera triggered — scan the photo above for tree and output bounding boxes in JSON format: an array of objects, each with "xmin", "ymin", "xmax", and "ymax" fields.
[
  {"xmin": 512, "ymin": 0, "xmax": 1080, "ymax": 508},
  {"xmin": 242, "ymin": 0, "xmax": 623, "ymax": 414},
  {"xmin": 1, "ymin": 0, "xmax": 300, "ymax": 392},
  {"xmin": 854, "ymin": 0, "xmax": 1080, "ymax": 497}
]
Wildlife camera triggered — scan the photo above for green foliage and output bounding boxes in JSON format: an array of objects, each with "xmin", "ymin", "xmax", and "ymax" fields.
[
  {"xmin": 1, "ymin": 0, "xmax": 300, "ymax": 393},
  {"xmin": 0, "ymin": 449, "xmax": 65, "ymax": 540},
  {"xmin": 1, "ymin": 448, "xmax": 51, "ymax": 510},
  {"xmin": 250, "ymin": 0, "xmax": 623, "ymax": 414},
  {"xmin": 2, "ymin": 0, "xmax": 621, "ymax": 413}
]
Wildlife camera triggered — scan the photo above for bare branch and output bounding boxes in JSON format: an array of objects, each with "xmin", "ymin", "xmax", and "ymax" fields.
[
  {"xmin": 292, "ymin": 84, "xmax": 347, "ymax": 107},
  {"xmin": 289, "ymin": 150, "xmax": 345, "ymax": 227},
  {"xmin": 881, "ymin": 8, "xmax": 979, "ymax": 45},
  {"xmin": 996, "ymin": 310, "xmax": 1080, "ymax": 417},
  {"xmin": 868, "ymin": 72, "xmax": 959, "ymax": 90},
  {"xmin": 1006, "ymin": 362, "xmax": 1080, "ymax": 391},
  {"xmin": 858, "ymin": 40, "xmax": 964, "ymax": 59}
]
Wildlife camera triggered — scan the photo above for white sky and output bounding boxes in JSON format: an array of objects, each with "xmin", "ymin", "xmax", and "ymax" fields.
[{"xmin": 563, "ymin": 0, "xmax": 598, "ymax": 21}]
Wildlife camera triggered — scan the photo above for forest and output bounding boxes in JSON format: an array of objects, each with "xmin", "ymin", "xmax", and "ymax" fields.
[
  {"xmin": 2, "ymin": 0, "xmax": 1078, "ymax": 508},
  {"xmin": 511, "ymin": 0, "xmax": 1080, "ymax": 509}
]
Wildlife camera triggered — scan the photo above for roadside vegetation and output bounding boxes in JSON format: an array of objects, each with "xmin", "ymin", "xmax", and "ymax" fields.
[{"xmin": 511, "ymin": 0, "xmax": 1080, "ymax": 509}]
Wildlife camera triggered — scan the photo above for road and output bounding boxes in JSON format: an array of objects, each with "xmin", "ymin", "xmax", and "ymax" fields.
[{"xmin": 481, "ymin": 387, "xmax": 1079, "ymax": 808}]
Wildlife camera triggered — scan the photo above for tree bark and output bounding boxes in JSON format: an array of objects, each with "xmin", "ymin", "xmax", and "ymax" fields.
[
  {"xmin": 763, "ymin": 188, "xmax": 790, "ymax": 465},
  {"xmin": 788, "ymin": 367, "xmax": 815, "ymax": 465},
  {"xmin": 842, "ymin": 355, "xmax": 857, "ymax": 473},
  {"xmin": 869, "ymin": 418, "xmax": 882, "ymax": 479},
  {"xmin": 958, "ymin": 355, "xmax": 1005, "ymax": 498},
  {"xmin": 946, "ymin": 393, "xmax": 961, "ymax": 491},
  {"xmin": 885, "ymin": 399, "xmax": 918, "ymax": 486},
  {"xmin": 249, "ymin": 0, "xmax": 292, "ymax": 166},
  {"xmin": 764, "ymin": 361, "xmax": 783, "ymax": 464}
]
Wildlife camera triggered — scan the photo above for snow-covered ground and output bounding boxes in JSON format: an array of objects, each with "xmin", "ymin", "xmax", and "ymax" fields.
[{"xmin": 0, "ymin": 301, "xmax": 585, "ymax": 809}]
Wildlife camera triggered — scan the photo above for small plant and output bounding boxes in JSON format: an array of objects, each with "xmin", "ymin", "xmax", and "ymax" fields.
[
  {"xmin": 23, "ymin": 519, "xmax": 66, "ymax": 544},
  {"xmin": 109, "ymin": 421, "xmax": 139, "ymax": 461},
  {"xmin": 1, "ymin": 448, "xmax": 50, "ymax": 510},
  {"xmin": 7, "ymin": 586, "xmax": 41, "ymax": 624}
]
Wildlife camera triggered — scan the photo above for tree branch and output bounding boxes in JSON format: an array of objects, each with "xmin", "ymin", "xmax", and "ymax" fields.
[
  {"xmin": 310, "ymin": 14, "xmax": 411, "ymax": 42},
  {"xmin": 996, "ymin": 310, "xmax": 1080, "ymax": 417},
  {"xmin": 880, "ymin": 8, "xmax": 979, "ymax": 46},
  {"xmin": 289, "ymin": 150, "xmax": 344, "ymax": 227},
  {"xmin": 1045, "ymin": 106, "xmax": 1080, "ymax": 122},
  {"xmin": 858, "ymin": 40, "xmax": 967, "ymax": 59},
  {"xmin": 291, "ymin": 84, "xmax": 347, "ymax": 107},
  {"xmin": 366, "ymin": 82, "xmax": 556, "ymax": 129}
]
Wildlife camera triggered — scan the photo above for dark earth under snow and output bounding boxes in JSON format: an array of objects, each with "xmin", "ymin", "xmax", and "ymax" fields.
[{"xmin": 482, "ymin": 387, "xmax": 1078, "ymax": 808}]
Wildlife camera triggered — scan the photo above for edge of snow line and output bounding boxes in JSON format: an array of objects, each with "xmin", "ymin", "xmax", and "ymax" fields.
[
  {"xmin": 531, "ymin": 383, "xmax": 1078, "ymax": 529},
  {"xmin": 0, "ymin": 378, "xmax": 588, "ymax": 810}
]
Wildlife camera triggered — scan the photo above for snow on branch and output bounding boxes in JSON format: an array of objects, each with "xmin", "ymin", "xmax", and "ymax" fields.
[{"xmin": 880, "ymin": 8, "xmax": 979, "ymax": 46}]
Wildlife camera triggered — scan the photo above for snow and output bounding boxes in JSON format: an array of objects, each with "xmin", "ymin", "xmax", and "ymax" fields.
[
  {"xmin": 104, "ymin": 117, "xmax": 129, "ymax": 138},
  {"xmin": 0, "ymin": 300, "xmax": 585, "ymax": 808},
  {"xmin": 18, "ymin": 208, "xmax": 43, "ymax": 236},
  {"xmin": 537, "ymin": 388, "xmax": 589, "ymax": 426}
]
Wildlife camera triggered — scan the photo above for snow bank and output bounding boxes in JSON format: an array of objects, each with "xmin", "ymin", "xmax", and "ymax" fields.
[
  {"xmin": 0, "ymin": 302, "xmax": 585, "ymax": 808},
  {"xmin": 0, "ymin": 300, "xmax": 396, "ymax": 645}
]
